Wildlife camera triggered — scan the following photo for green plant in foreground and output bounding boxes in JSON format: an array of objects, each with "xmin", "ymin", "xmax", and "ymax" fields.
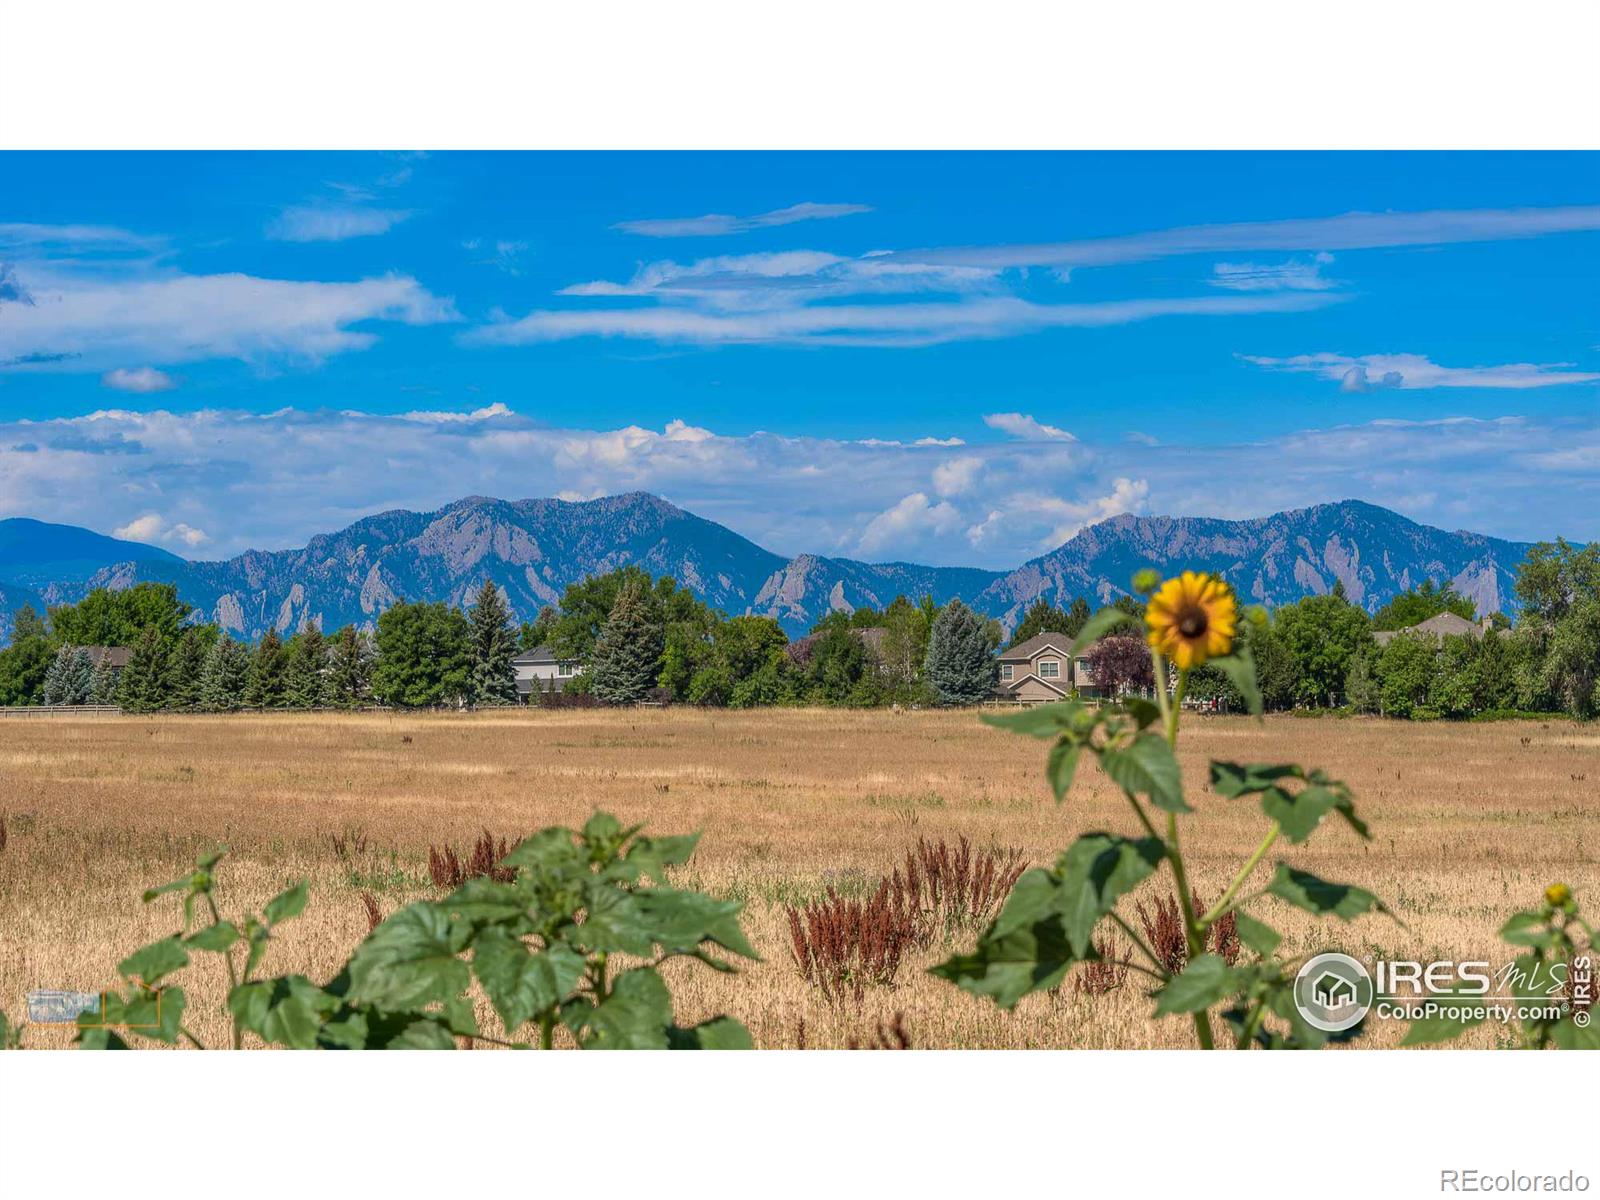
[
  {"xmin": 74, "ymin": 813, "xmax": 756, "ymax": 1049},
  {"xmin": 933, "ymin": 572, "xmax": 1394, "ymax": 1049}
]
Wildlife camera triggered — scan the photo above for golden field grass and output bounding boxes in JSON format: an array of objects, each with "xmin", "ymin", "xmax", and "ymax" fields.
[{"xmin": 0, "ymin": 708, "xmax": 1594, "ymax": 1050}]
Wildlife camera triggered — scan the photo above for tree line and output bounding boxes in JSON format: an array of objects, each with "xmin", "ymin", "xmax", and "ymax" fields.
[{"xmin": 2, "ymin": 539, "xmax": 1596, "ymax": 717}]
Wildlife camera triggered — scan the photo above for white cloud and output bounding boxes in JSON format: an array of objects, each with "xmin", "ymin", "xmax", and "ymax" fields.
[
  {"xmin": 983, "ymin": 412, "xmax": 1076, "ymax": 441},
  {"xmin": 113, "ymin": 513, "xmax": 210, "ymax": 550},
  {"xmin": 855, "ymin": 492, "xmax": 962, "ymax": 556},
  {"xmin": 0, "ymin": 269, "xmax": 457, "ymax": 371},
  {"xmin": 396, "ymin": 403, "xmax": 514, "ymax": 424},
  {"xmin": 266, "ymin": 205, "xmax": 411, "ymax": 242},
  {"xmin": 101, "ymin": 366, "xmax": 175, "ymax": 393},
  {"xmin": 468, "ymin": 291, "xmax": 1342, "ymax": 349},
  {"xmin": 1211, "ymin": 254, "xmax": 1338, "ymax": 291},
  {"xmin": 967, "ymin": 477, "xmax": 1149, "ymax": 549},
  {"xmin": 889, "ymin": 205, "xmax": 1600, "ymax": 271},
  {"xmin": 1242, "ymin": 352, "xmax": 1600, "ymax": 390},
  {"xmin": 613, "ymin": 202, "xmax": 872, "ymax": 238},
  {"xmin": 933, "ymin": 455, "xmax": 984, "ymax": 496}
]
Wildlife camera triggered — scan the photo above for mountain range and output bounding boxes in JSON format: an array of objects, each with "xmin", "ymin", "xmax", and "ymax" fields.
[{"xmin": 0, "ymin": 494, "xmax": 1539, "ymax": 644}]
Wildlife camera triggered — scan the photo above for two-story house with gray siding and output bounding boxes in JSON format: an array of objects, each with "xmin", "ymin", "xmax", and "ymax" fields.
[
  {"xmin": 993, "ymin": 631, "xmax": 1107, "ymax": 704},
  {"xmin": 511, "ymin": 644, "xmax": 584, "ymax": 703}
]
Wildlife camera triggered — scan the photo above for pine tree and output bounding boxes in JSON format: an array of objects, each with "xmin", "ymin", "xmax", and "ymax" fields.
[
  {"xmin": 89, "ymin": 649, "xmax": 121, "ymax": 706},
  {"xmin": 924, "ymin": 600, "xmax": 996, "ymax": 706},
  {"xmin": 325, "ymin": 625, "xmax": 374, "ymax": 707},
  {"xmin": 41, "ymin": 645, "xmax": 73, "ymax": 705},
  {"xmin": 588, "ymin": 582, "xmax": 664, "ymax": 705},
  {"xmin": 284, "ymin": 627, "xmax": 328, "ymax": 708},
  {"xmin": 199, "ymin": 636, "xmax": 250, "ymax": 711},
  {"xmin": 165, "ymin": 627, "xmax": 211, "ymax": 710},
  {"xmin": 468, "ymin": 581, "xmax": 518, "ymax": 706},
  {"xmin": 65, "ymin": 646, "xmax": 94, "ymax": 704},
  {"xmin": 119, "ymin": 626, "xmax": 171, "ymax": 712},
  {"xmin": 245, "ymin": 628, "xmax": 289, "ymax": 708}
]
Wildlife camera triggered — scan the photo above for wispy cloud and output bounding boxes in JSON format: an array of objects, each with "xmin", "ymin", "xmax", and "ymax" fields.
[
  {"xmin": 613, "ymin": 202, "xmax": 872, "ymax": 238},
  {"xmin": 113, "ymin": 513, "xmax": 209, "ymax": 549},
  {"xmin": 101, "ymin": 366, "xmax": 175, "ymax": 393},
  {"xmin": 983, "ymin": 412, "xmax": 1076, "ymax": 442},
  {"xmin": 1242, "ymin": 352, "xmax": 1600, "ymax": 391},
  {"xmin": 889, "ymin": 205, "xmax": 1600, "ymax": 271},
  {"xmin": 469, "ymin": 291, "xmax": 1343, "ymax": 349},
  {"xmin": 1210, "ymin": 253, "xmax": 1338, "ymax": 291},
  {"xmin": 266, "ymin": 205, "xmax": 412, "ymax": 242}
]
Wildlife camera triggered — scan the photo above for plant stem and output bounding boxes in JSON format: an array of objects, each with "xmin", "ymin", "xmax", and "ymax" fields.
[
  {"xmin": 1122, "ymin": 789, "xmax": 1163, "ymax": 844},
  {"xmin": 539, "ymin": 1012, "xmax": 554, "ymax": 1050},
  {"xmin": 180, "ymin": 1026, "xmax": 207, "ymax": 1050},
  {"xmin": 1200, "ymin": 825, "xmax": 1280, "ymax": 928},
  {"xmin": 1108, "ymin": 911, "xmax": 1169, "ymax": 978},
  {"xmin": 202, "ymin": 890, "xmax": 243, "ymax": 1050}
]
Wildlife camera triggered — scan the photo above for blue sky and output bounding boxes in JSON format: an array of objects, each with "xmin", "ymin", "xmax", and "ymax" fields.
[{"xmin": 1, "ymin": 151, "xmax": 1597, "ymax": 565}]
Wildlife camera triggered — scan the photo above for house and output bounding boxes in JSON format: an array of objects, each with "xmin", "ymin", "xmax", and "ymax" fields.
[
  {"xmin": 511, "ymin": 644, "xmax": 584, "ymax": 703},
  {"xmin": 993, "ymin": 631, "xmax": 1107, "ymax": 704},
  {"xmin": 1373, "ymin": 612, "xmax": 1493, "ymax": 647},
  {"xmin": 83, "ymin": 645, "xmax": 131, "ymax": 683}
]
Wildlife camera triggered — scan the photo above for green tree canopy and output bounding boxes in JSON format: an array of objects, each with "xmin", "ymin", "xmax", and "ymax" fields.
[
  {"xmin": 1372, "ymin": 579, "xmax": 1476, "ymax": 631},
  {"xmin": 245, "ymin": 627, "xmax": 290, "ymax": 709},
  {"xmin": 467, "ymin": 581, "xmax": 519, "ymax": 706},
  {"xmin": 588, "ymin": 581, "xmax": 665, "ymax": 705},
  {"xmin": 49, "ymin": 583, "xmax": 192, "ymax": 648},
  {"xmin": 371, "ymin": 601, "xmax": 472, "ymax": 708},
  {"xmin": 1275, "ymin": 592, "xmax": 1374, "ymax": 707}
]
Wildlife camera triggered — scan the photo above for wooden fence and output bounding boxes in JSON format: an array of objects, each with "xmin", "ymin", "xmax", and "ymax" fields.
[{"xmin": 0, "ymin": 705, "xmax": 123, "ymax": 717}]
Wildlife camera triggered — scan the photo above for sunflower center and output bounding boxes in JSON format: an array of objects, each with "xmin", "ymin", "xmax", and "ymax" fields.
[{"xmin": 1176, "ymin": 607, "xmax": 1208, "ymax": 639}]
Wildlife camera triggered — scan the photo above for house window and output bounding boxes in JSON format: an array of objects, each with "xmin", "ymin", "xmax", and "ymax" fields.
[
  {"xmin": 557, "ymin": 661, "xmax": 576, "ymax": 677},
  {"xmin": 1000, "ymin": 663, "xmax": 1013, "ymax": 681},
  {"xmin": 1038, "ymin": 659, "xmax": 1060, "ymax": 678}
]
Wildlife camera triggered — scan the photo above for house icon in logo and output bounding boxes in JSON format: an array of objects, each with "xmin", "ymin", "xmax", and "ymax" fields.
[{"xmin": 1313, "ymin": 971, "xmax": 1357, "ymax": 1010}]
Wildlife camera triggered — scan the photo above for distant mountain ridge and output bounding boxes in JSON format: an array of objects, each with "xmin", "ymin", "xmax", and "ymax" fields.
[{"xmin": 0, "ymin": 494, "xmax": 1540, "ymax": 643}]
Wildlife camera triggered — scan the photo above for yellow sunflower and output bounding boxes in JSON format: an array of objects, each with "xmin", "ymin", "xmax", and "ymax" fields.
[{"xmin": 1145, "ymin": 571, "xmax": 1237, "ymax": 670}]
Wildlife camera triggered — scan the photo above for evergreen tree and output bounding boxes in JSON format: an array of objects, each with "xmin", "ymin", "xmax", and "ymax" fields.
[
  {"xmin": 1008, "ymin": 597, "xmax": 1074, "ymax": 648},
  {"xmin": 588, "ymin": 582, "xmax": 664, "ymax": 705},
  {"xmin": 923, "ymin": 600, "xmax": 996, "ymax": 706},
  {"xmin": 519, "ymin": 606, "xmax": 559, "ymax": 652},
  {"xmin": 42, "ymin": 644, "xmax": 74, "ymax": 705},
  {"xmin": 65, "ymin": 646, "xmax": 94, "ymax": 704},
  {"xmin": 371, "ymin": 601, "xmax": 472, "ymax": 708},
  {"xmin": 89, "ymin": 648, "xmax": 121, "ymax": 706},
  {"xmin": 199, "ymin": 636, "xmax": 250, "ymax": 711},
  {"xmin": 0, "ymin": 605, "xmax": 54, "ymax": 705},
  {"xmin": 165, "ymin": 627, "xmax": 212, "ymax": 710},
  {"xmin": 284, "ymin": 627, "xmax": 328, "ymax": 708},
  {"xmin": 467, "ymin": 581, "xmax": 518, "ymax": 706},
  {"xmin": 245, "ymin": 628, "xmax": 290, "ymax": 708},
  {"xmin": 1066, "ymin": 596, "xmax": 1093, "ymax": 637},
  {"xmin": 119, "ymin": 625, "xmax": 171, "ymax": 712},
  {"xmin": 325, "ymin": 625, "xmax": 374, "ymax": 707}
]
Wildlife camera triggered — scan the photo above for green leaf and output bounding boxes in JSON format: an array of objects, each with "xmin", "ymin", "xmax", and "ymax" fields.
[
  {"xmin": 1400, "ymin": 989, "xmax": 1489, "ymax": 1046},
  {"xmin": 981, "ymin": 701, "xmax": 1083, "ymax": 740},
  {"xmin": 142, "ymin": 875, "xmax": 194, "ymax": 903},
  {"xmin": 1046, "ymin": 740, "xmax": 1081, "ymax": 803},
  {"xmin": 1155, "ymin": 954, "xmax": 1241, "ymax": 1015},
  {"xmin": 441, "ymin": 877, "xmax": 534, "ymax": 925},
  {"xmin": 582, "ymin": 968, "xmax": 675, "ymax": 1049},
  {"xmin": 1120, "ymin": 697, "xmax": 1163, "ymax": 730},
  {"xmin": 185, "ymin": 921, "xmax": 239, "ymax": 952},
  {"xmin": 621, "ymin": 832, "xmax": 701, "ymax": 883},
  {"xmin": 1259, "ymin": 784, "xmax": 1344, "ymax": 844},
  {"xmin": 668, "ymin": 1016, "xmax": 753, "ymax": 1050},
  {"xmin": 263, "ymin": 880, "xmax": 308, "ymax": 927},
  {"xmin": 118, "ymin": 936, "xmax": 189, "ymax": 986},
  {"xmin": 1211, "ymin": 645, "xmax": 1262, "ymax": 716},
  {"xmin": 384, "ymin": 1018, "xmax": 458, "ymax": 1049},
  {"xmin": 1070, "ymin": 606, "xmax": 1137, "ymax": 655},
  {"xmin": 501, "ymin": 826, "xmax": 586, "ymax": 876},
  {"xmin": 75, "ymin": 1026, "xmax": 132, "ymax": 1049},
  {"xmin": 929, "ymin": 870, "xmax": 1076, "ymax": 1008},
  {"xmin": 1266, "ymin": 865, "xmax": 1388, "ymax": 921},
  {"xmin": 228, "ymin": 976, "xmax": 339, "ymax": 1049},
  {"xmin": 628, "ymin": 889, "xmax": 759, "ymax": 960},
  {"xmin": 1499, "ymin": 910, "xmax": 1560, "ymax": 950},
  {"xmin": 347, "ymin": 901, "xmax": 472, "ymax": 1011},
  {"xmin": 1100, "ymin": 733, "xmax": 1188, "ymax": 813},
  {"xmin": 120, "ymin": 985, "xmax": 186, "ymax": 1044},
  {"xmin": 1209, "ymin": 761, "xmax": 1301, "ymax": 798},
  {"xmin": 472, "ymin": 927, "xmax": 585, "ymax": 1032},
  {"xmin": 1233, "ymin": 912, "xmax": 1282, "ymax": 957},
  {"xmin": 1550, "ymin": 1017, "xmax": 1600, "ymax": 1050},
  {"xmin": 1056, "ymin": 833, "xmax": 1167, "ymax": 956}
]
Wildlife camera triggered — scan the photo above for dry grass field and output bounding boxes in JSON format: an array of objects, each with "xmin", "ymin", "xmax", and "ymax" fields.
[{"xmin": 1, "ymin": 708, "xmax": 1594, "ymax": 1049}]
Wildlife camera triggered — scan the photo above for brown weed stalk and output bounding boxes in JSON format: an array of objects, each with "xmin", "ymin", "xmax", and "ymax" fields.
[
  {"xmin": 1138, "ymin": 889, "xmax": 1242, "ymax": 974},
  {"xmin": 786, "ymin": 880, "xmax": 916, "ymax": 1004},
  {"xmin": 429, "ymin": 829, "xmax": 514, "ymax": 889},
  {"xmin": 889, "ymin": 835, "xmax": 1026, "ymax": 947}
]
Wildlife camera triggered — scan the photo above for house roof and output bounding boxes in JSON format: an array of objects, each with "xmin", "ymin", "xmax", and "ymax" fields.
[
  {"xmin": 999, "ymin": 631, "xmax": 1075, "ymax": 662},
  {"xmin": 1373, "ymin": 611, "xmax": 1487, "ymax": 646},
  {"xmin": 999, "ymin": 673, "xmax": 1069, "ymax": 697},
  {"xmin": 83, "ymin": 645, "xmax": 131, "ymax": 668},
  {"xmin": 512, "ymin": 644, "xmax": 558, "ymax": 664},
  {"xmin": 783, "ymin": 625, "xmax": 886, "ymax": 666}
]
